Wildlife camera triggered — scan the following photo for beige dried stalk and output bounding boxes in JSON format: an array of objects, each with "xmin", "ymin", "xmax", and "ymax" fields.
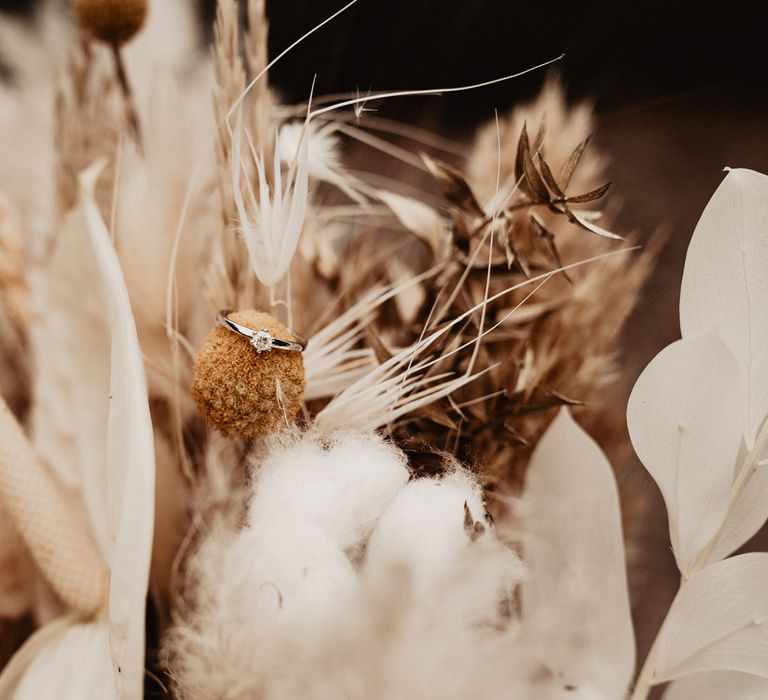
[
  {"xmin": 208, "ymin": 0, "xmax": 275, "ymax": 311},
  {"xmin": 54, "ymin": 43, "xmax": 122, "ymax": 215}
]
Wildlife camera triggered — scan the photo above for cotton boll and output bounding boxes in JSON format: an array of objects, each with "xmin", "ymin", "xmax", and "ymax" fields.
[
  {"xmin": 220, "ymin": 521, "xmax": 358, "ymax": 637},
  {"xmin": 164, "ymin": 517, "xmax": 360, "ymax": 700},
  {"xmin": 362, "ymin": 466, "xmax": 524, "ymax": 627},
  {"xmin": 364, "ymin": 468, "xmax": 491, "ymax": 594},
  {"xmin": 250, "ymin": 431, "xmax": 410, "ymax": 551}
]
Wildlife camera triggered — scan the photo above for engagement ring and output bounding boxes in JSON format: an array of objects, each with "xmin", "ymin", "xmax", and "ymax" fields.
[{"xmin": 217, "ymin": 310, "xmax": 307, "ymax": 354}]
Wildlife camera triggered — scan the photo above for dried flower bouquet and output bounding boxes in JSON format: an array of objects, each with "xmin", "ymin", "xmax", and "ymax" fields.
[{"xmin": 0, "ymin": 2, "xmax": 766, "ymax": 699}]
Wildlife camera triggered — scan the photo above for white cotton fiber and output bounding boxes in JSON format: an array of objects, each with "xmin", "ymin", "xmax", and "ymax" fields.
[
  {"xmin": 364, "ymin": 468, "xmax": 488, "ymax": 593},
  {"xmin": 165, "ymin": 436, "xmax": 532, "ymax": 700},
  {"xmin": 249, "ymin": 431, "xmax": 410, "ymax": 551},
  {"xmin": 218, "ymin": 520, "xmax": 358, "ymax": 638}
]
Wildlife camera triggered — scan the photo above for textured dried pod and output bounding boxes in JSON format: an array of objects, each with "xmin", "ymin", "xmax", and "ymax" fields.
[
  {"xmin": 73, "ymin": 0, "xmax": 148, "ymax": 45},
  {"xmin": 0, "ymin": 396, "xmax": 107, "ymax": 617},
  {"xmin": 193, "ymin": 310, "xmax": 305, "ymax": 440}
]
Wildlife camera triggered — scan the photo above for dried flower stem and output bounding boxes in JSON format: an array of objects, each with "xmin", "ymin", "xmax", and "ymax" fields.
[{"xmin": 110, "ymin": 42, "xmax": 142, "ymax": 145}]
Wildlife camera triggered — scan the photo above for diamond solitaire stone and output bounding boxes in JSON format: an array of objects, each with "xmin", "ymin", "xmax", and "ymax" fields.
[{"xmin": 250, "ymin": 329, "xmax": 273, "ymax": 353}]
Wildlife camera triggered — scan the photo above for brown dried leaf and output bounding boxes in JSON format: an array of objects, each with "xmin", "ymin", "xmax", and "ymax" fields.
[
  {"xmin": 502, "ymin": 420, "xmax": 531, "ymax": 446},
  {"xmin": 450, "ymin": 209, "xmax": 472, "ymax": 253},
  {"xmin": 421, "ymin": 153, "xmax": 484, "ymax": 218},
  {"xmin": 565, "ymin": 181, "xmax": 612, "ymax": 204},
  {"xmin": 539, "ymin": 158, "xmax": 565, "ymax": 199},
  {"xmin": 499, "ymin": 221, "xmax": 530, "ymax": 277},
  {"xmin": 517, "ymin": 125, "xmax": 550, "ymax": 202},
  {"xmin": 560, "ymin": 135, "xmax": 592, "ymax": 190},
  {"xmin": 366, "ymin": 326, "xmax": 395, "ymax": 365},
  {"xmin": 529, "ymin": 213, "xmax": 571, "ymax": 283},
  {"xmin": 509, "ymin": 388, "xmax": 585, "ymax": 415},
  {"xmin": 514, "ymin": 122, "xmax": 527, "ymax": 187}
]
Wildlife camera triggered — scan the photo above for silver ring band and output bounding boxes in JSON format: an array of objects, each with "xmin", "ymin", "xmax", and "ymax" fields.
[{"xmin": 217, "ymin": 310, "xmax": 307, "ymax": 354}]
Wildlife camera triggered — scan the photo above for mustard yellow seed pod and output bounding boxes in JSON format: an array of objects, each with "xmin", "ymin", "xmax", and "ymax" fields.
[
  {"xmin": 193, "ymin": 310, "xmax": 306, "ymax": 440},
  {"xmin": 73, "ymin": 0, "xmax": 148, "ymax": 45}
]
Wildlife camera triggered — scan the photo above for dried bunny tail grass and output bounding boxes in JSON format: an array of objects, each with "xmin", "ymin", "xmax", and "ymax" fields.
[
  {"xmin": 0, "ymin": 396, "xmax": 106, "ymax": 617},
  {"xmin": 0, "ymin": 201, "xmax": 32, "ymax": 623},
  {"xmin": 0, "ymin": 501, "xmax": 36, "ymax": 620},
  {"xmin": 0, "ymin": 195, "xmax": 30, "ymax": 418}
]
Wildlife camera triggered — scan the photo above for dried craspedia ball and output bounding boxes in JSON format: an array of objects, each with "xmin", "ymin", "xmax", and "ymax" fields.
[
  {"xmin": 73, "ymin": 0, "xmax": 148, "ymax": 44},
  {"xmin": 193, "ymin": 310, "xmax": 305, "ymax": 440}
]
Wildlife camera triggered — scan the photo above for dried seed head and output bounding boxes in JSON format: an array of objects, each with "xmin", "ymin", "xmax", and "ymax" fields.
[
  {"xmin": 73, "ymin": 0, "xmax": 148, "ymax": 45},
  {"xmin": 193, "ymin": 310, "xmax": 305, "ymax": 440}
]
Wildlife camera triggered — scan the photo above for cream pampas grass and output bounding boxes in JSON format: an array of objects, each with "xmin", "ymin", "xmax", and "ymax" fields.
[{"xmin": 1, "ymin": 1, "xmax": 766, "ymax": 699}]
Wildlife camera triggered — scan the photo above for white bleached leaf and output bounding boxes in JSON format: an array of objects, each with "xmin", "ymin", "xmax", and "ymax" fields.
[
  {"xmin": 0, "ymin": 617, "xmax": 115, "ymax": 699},
  {"xmin": 626, "ymin": 335, "xmax": 743, "ymax": 575},
  {"xmin": 704, "ymin": 463, "xmax": 768, "ymax": 565},
  {"xmin": 654, "ymin": 553, "xmax": 768, "ymax": 682},
  {"xmin": 522, "ymin": 408, "xmax": 634, "ymax": 699},
  {"xmin": 680, "ymin": 168, "xmax": 768, "ymax": 446},
  {"xmin": 664, "ymin": 670, "xmax": 768, "ymax": 700},
  {"xmin": 523, "ymin": 409, "xmax": 634, "ymax": 694},
  {"xmin": 28, "ymin": 203, "xmax": 111, "ymax": 556},
  {"xmin": 80, "ymin": 163, "xmax": 156, "ymax": 699}
]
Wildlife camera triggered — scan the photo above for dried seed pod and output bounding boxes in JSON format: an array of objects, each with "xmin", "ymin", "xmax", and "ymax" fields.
[
  {"xmin": 193, "ymin": 310, "xmax": 305, "ymax": 440},
  {"xmin": 73, "ymin": 0, "xmax": 148, "ymax": 45}
]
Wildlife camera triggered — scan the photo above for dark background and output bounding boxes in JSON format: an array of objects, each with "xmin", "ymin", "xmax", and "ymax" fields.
[
  {"xmin": 3, "ymin": 0, "xmax": 768, "ymax": 681},
  {"xmin": 4, "ymin": 1, "xmax": 767, "ymax": 119},
  {"xmin": 3, "ymin": 0, "xmax": 766, "ymax": 354}
]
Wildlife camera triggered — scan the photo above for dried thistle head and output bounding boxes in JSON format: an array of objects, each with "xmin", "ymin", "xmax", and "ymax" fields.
[{"xmin": 73, "ymin": 0, "xmax": 148, "ymax": 45}]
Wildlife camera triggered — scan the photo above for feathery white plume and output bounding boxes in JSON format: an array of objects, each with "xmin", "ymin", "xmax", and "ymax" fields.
[{"xmin": 233, "ymin": 114, "xmax": 309, "ymax": 288}]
